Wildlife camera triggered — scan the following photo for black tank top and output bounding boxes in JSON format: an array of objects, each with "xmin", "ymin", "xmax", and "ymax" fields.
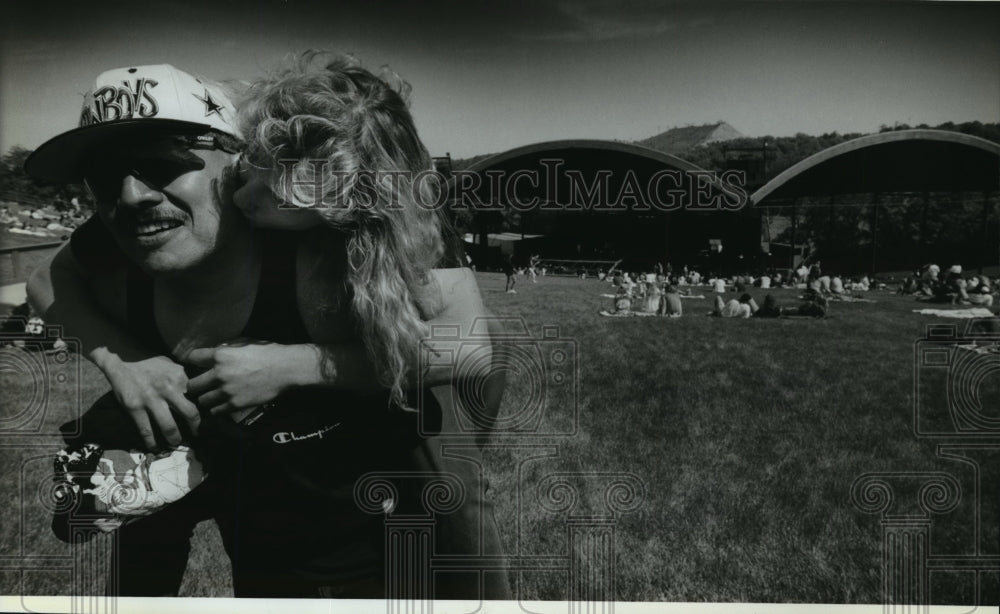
[
  {"xmin": 125, "ymin": 229, "xmax": 313, "ymax": 354},
  {"xmin": 123, "ymin": 229, "xmax": 413, "ymax": 470}
]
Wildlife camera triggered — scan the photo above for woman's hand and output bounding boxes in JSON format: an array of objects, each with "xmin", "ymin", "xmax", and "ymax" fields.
[
  {"xmin": 186, "ymin": 340, "xmax": 317, "ymax": 415},
  {"xmin": 100, "ymin": 354, "xmax": 200, "ymax": 450},
  {"xmin": 232, "ymin": 160, "xmax": 323, "ymax": 230}
]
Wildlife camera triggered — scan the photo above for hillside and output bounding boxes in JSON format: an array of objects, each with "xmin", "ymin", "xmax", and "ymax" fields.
[
  {"xmin": 635, "ymin": 121, "xmax": 745, "ymax": 155},
  {"xmin": 452, "ymin": 121, "xmax": 1000, "ymax": 178}
]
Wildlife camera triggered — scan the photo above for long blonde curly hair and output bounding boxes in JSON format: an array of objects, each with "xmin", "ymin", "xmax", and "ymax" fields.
[{"xmin": 239, "ymin": 51, "xmax": 446, "ymax": 405}]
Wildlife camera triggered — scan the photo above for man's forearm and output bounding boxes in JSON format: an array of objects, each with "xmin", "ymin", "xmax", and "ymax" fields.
[{"xmin": 283, "ymin": 337, "xmax": 493, "ymax": 391}]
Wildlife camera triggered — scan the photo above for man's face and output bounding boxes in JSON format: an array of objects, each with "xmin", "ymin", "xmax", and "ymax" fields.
[{"xmin": 85, "ymin": 134, "xmax": 244, "ymax": 275}]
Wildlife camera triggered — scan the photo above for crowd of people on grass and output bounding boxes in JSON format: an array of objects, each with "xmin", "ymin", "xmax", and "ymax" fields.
[
  {"xmin": 0, "ymin": 202, "xmax": 87, "ymax": 239},
  {"xmin": 595, "ymin": 257, "xmax": 1000, "ymax": 318},
  {"xmin": 898, "ymin": 263, "xmax": 995, "ymax": 308},
  {"xmin": 600, "ymin": 261, "xmax": 868, "ymax": 318}
]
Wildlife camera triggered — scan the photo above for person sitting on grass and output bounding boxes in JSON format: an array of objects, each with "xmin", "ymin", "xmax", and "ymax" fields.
[
  {"xmin": 752, "ymin": 295, "xmax": 779, "ymax": 318},
  {"xmin": 644, "ymin": 279, "xmax": 662, "ymax": 313},
  {"xmin": 613, "ymin": 284, "xmax": 632, "ymax": 314},
  {"xmin": 958, "ymin": 277, "xmax": 994, "ymax": 307},
  {"xmin": 850, "ymin": 275, "xmax": 871, "ymax": 292},
  {"xmin": 978, "ymin": 276, "xmax": 994, "ymax": 297},
  {"xmin": 898, "ymin": 273, "xmax": 918, "ymax": 295},
  {"xmin": 929, "ymin": 266, "xmax": 964, "ymax": 304},
  {"xmin": 830, "ymin": 275, "xmax": 845, "ymax": 294},
  {"xmin": 922, "ymin": 263, "xmax": 941, "ymax": 285},
  {"xmin": 809, "ymin": 261, "xmax": 822, "ymax": 282},
  {"xmin": 622, "ymin": 272, "xmax": 636, "ymax": 296},
  {"xmin": 795, "ymin": 264, "xmax": 809, "ymax": 285},
  {"xmin": 659, "ymin": 280, "xmax": 683, "ymax": 317},
  {"xmin": 711, "ymin": 293, "xmax": 758, "ymax": 318},
  {"xmin": 633, "ymin": 275, "xmax": 647, "ymax": 301}
]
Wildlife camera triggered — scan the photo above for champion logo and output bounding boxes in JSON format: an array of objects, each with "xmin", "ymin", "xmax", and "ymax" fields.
[{"xmin": 272, "ymin": 422, "xmax": 341, "ymax": 444}]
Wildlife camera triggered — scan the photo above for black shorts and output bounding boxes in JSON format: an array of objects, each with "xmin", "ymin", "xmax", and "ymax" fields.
[{"xmin": 58, "ymin": 389, "xmax": 512, "ymax": 599}]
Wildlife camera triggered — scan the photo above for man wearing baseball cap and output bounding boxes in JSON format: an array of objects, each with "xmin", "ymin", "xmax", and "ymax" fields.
[
  {"xmin": 29, "ymin": 64, "xmax": 389, "ymax": 598},
  {"xmin": 27, "ymin": 64, "xmax": 247, "ymax": 449},
  {"xmin": 25, "ymin": 64, "xmax": 261, "ymax": 595}
]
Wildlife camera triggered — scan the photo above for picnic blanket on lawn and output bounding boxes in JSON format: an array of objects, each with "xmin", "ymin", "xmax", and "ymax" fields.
[
  {"xmin": 829, "ymin": 295, "xmax": 876, "ymax": 302},
  {"xmin": 913, "ymin": 307, "xmax": 994, "ymax": 319},
  {"xmin": 600, "ymin": 293, "xmax": 705, "ymax": 299},
  {"xmin": 599, "ymin": 310, "xmax": 658, "ymax": 317},
  {"xmin": 798, "ymin": 294, "xmax": 875, "ymax": 303}
]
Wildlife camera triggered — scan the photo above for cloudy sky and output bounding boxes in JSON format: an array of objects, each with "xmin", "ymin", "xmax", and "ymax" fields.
[{"xmin": 2, "ymin": 1, "xmax": 998, "ymax": 158}]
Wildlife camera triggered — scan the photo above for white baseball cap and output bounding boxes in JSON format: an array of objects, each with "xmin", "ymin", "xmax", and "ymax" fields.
[{"xmin": 26, "ymin": 64, "xmax": 240, "ymax": 183}]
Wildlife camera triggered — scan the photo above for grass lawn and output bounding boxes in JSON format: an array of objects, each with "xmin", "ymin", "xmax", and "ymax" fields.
[{"xmin": 1, "ymin": 272, "xmax": 997, "ymax": 603}]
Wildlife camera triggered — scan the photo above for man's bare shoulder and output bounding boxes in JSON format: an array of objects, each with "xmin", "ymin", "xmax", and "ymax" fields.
[{"xmin": 414, "ymin": 268, "xmax": 481, "ymax": 319}]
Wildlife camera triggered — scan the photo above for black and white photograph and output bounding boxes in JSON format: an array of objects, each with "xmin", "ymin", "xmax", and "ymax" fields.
[{"xmin": 1, "ymin": 1, "xmax": 998, "ymax": 612}]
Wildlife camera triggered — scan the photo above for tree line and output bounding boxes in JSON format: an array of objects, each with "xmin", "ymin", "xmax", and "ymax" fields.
[{"xmin": 1, "ymin": 146, "xmax": 91, "ymax": 211}]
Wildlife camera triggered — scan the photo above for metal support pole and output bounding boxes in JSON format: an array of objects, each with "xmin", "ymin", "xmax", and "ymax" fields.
[
  {"xmin": 871, "ymin": 194, "xmax": 880, "ymax": 276},
  {"xmin": 920, "ymin": 192, "xmax": 929, "ymax": 263},
  {"xmin": 790, "ymin": 198, "xmax": 798, "ymax": 273},
  {"xmin": 664, "ymin": 216, "xmax": 670, "ymax": 269},
  {"xmin": 981, "ymin": 192, "xmax": 990, "ymax": 274}
]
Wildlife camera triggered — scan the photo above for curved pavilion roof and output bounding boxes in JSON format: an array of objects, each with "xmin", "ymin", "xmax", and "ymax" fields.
[
  {"xmin": 464, "ymin": 139, "xmax": 709, "ymax": 174},
  {"xmin": 455, "ymin": 139, "xmax": 745, "ymax": 209},
  {"xmin": 751, "ymin": 129, "xmax": 1000, "ymax": 207}
]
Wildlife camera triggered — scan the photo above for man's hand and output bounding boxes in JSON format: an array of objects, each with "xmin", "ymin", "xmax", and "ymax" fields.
[
  {"xmin": 100, "ymin": 355, "xmax": 200, "ymax": 450},
  {"xmin": 187, "ymin": 341, "xmax": 312, "ymax": 415}
]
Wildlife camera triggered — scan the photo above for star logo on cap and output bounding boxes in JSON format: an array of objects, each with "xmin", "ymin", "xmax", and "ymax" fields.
[{"xmin": 194, "ymin": 89, "xmax": 225, "ymax": 118}]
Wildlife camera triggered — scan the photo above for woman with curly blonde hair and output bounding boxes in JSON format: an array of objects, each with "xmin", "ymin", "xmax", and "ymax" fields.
[
  {"xmin": 209, "ymin": 52, "xmax": 511, "ymax": 599},
  {"xmin": 233, "ymin": 51, "xmax": 448, "ymax": 407}
]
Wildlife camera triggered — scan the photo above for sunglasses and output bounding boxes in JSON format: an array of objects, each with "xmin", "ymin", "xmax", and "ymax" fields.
[{"xmin": 83, "ymin": 134, "xmax": 236, "ymax": 204}]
